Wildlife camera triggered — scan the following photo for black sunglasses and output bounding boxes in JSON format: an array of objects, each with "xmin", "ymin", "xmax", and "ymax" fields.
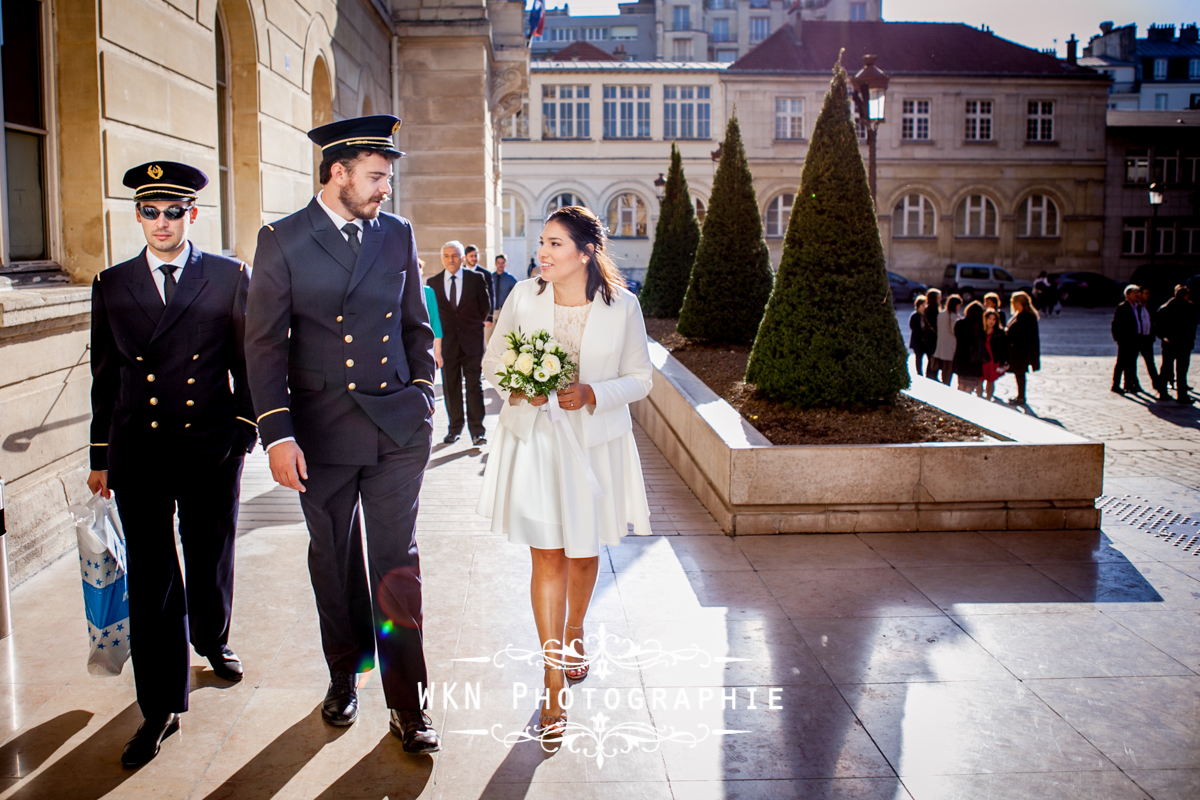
[{"xmin": 137, "ymin": 205, "xmax": 191, "ymax": 221}]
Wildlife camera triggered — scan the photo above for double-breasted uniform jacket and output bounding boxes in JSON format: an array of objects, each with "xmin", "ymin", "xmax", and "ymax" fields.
[
  {"xmin": 426, "ymin": 268, "xmax": 490, "ymax": 359},
  {"xmin": 244, "ymin": 200, "xmax": 435, "ymax": 464},
  {"xmin": 90, "ymin": 246, "xmax": 254, "ymax": 484}
]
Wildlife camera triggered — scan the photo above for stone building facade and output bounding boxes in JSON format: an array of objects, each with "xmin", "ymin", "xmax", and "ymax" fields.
[{"xmin": 0, "ymin": 0, "xmax": 527, "ymax": 582}]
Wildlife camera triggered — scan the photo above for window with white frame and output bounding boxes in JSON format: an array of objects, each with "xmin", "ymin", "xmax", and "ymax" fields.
[
  {"xmin": 1123, "ymin": 220, "xmax": 1147, "ymax": 255},
  {"xmin": 663, "ymin": 85, "xmax": 711, "ymax": 139},
  {"xmin": 695, "ymin": 198, "xmax": 706, "ymax": 224},
  {"xmin": 582, "ymin": 27, "xmax": 608, "ymax": 40},
  {"xmin": 672, "ymin": 38, "xmax": 692, "ymax": 60},
  {"xmin": 712, "ymin": 18, "xmax": 730, "ymax": 42},
  {"xmin": 1155, "ymin": 93, "xmax": 1169, "ymax": 110},
  {"xmin": 550, "ymin": 28, "xmax": 577, "ymax": 42},
  {"xmin": 672, "ymin": 6, "xmax": 689, "ymax": 30},
  {"xmin": 775, "ymin": 97, "xmax": 803, "ymax": 140},
  {"xmin": 612, "ymin": 26, "xmax": 637, "ymax": 40},
  {"xmin": 603, "ymin": 85, "xmax": 650, "ymax": 138},
  {"xmin": 546, "ymin": 192, "xmax": 585, "ymax": 217},
  {"xmin": 1017, "ymin": 195, "xmax": 1059, "ymax": 237},
  {"xmin": 3, "ymin": 0, "xmax": 51, "ymax": 262},
  {"xmin": 1155, "ymin": 154, "xmax": 1179, "ymax": 184},
  {"xmin": 502, "ymin": 94, "xmax": 529, "ymax": 139},
  {"xmin": 501, "ymin": 193, "xmax": 526, "ymax": 238},
  {"xmin": 850, "ymin": 2, "xmax": 866, "ymax": 20},
  {"xmin": 750, "ymin": 17, "xmax": 769, "ymax": 43},
  {"xmin": 1155, "ymin": 223, "xmax": 1176, "ymax": 255},
  {"xmin": 1126, "ymin": 150, "xmax": 1150, "ymax": 183},
  {"xmin": 1154, "ymin": 58, "xmax": 1167, "ymax": 79},
  {"xmin": 893, "ymin": 194, "xmax": 936, "ymax": 237},
  {"xmin": 765, "ymin": 193, "xmax": 794, "ymax": 238},
  {"xmin": 716, "ymin": 50, "xmax": 738, "ymax": 63},
  {"xmin": 901, "ymin": 100, "xmax": 930, "ymax": 140},
  {"xmin": 542, "ymin": 85, "xmax": 590, "ymax": 139},
  {"xmin": 1186, "ymin": 156, "xmax": 1200, "ymax": 183},
  {"xmin": 1026, "ymin": 101, "xmax": 1054, "ymax": 141},
  {"xmin": 1182, "ymin": 227, "xmax": 1200, "ymax": 254},
  {"xmin": 956, "ymin": 195, "xmax": 998, "ymax": 237},
  {"xmin": 1191, "ymin": 59, "xmax": 1200, "ymax": 78},
  {"xmin": 709, "ymin": 0, "xmax": 730, "ymax": 8},
  {"xmin": 606, "ymin": 193, "xmax": 647, "ymax": 237},
  {"xmin": 964, "ymin": 100, "xmax": 992, "ymax": 141}
]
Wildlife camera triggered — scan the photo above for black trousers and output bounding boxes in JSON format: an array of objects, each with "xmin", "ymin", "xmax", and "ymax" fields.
[
  {"xmin": 1112, "ymin": 341, "xmax": 1141, "ymax": 392},
  {"xmin": 441, "ymin": 347, "xmax": 485, "ymax": 438},
  {"xmin": 1136, "ymin": 335, "xmax": 1164, "ymax": 392},
  {"xmin": 114, "ymin": 445, "xmax": 243, "ymax": 717},
  {"xmin": 298, "ymin": 423, "xmax": 432, "ymax": 711},
  {"xmin": 1161, "ymin": 342, "xmax": 1193, "ymax": 398}
]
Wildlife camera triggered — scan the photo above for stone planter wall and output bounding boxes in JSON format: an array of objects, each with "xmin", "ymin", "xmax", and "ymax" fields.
[{"xmin": 631, "ymin": 340, "xmax": 1104, "ymax": 534}]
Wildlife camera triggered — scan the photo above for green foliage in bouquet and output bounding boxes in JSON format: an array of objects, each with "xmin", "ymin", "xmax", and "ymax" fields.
[
  {"xmin": 640, "ymin": 143, "xmax": 701, "ymax": 318},
  {"xmin": 676, "ymin": 113, "xmax": 774, "ymax": 345},
  {"xmin": 744, "ymin": 58, "xmax": 909, "ymax": 406},
  {"xmin": 496, "ymin": 328, "xmax": 577, "ymax": 397}
]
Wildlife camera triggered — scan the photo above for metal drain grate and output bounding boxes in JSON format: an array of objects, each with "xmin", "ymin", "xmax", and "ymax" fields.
[{"xmin": 1097, "ymin": 495, "xmax": 1200, "ymax": 555}]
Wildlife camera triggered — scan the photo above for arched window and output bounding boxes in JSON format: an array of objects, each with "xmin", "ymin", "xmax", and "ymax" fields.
[
  {"xmin": 1017, "ymin": 194, "xmax": 1059, "ymax": 237},
  {"xmin": 215, "ymin": 13, "xmax": 233, "ymax": 253},
  {"xmin": 955, "ymin": 194, "xmax": 997, "ymax": 237},
  {"xmin": 546, "ymin": 192, "xmax": 584, "ymax": 217},
  {"xmin": 695, "ymin": 198, "xmax": 706, "ymax": 225},
  {"xmin": 893, "ymin": 193, "xmax": 936, "ymax": 237},
  {"xmin": 606, "ymin": 193, "xmax": 647, "ymax": 238},
  {"xmin": 765, "ymin": 193, "xmax": 793, "ymax": 237},
  {"xmin": 501, "ymin": 193, "xmax": 526, "ymax": 238}
]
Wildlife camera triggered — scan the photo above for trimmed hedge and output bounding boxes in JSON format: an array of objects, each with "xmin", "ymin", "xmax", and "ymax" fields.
[{"xmin": 640, "ymin": 144, "xmax": 701, "ymax": 318}]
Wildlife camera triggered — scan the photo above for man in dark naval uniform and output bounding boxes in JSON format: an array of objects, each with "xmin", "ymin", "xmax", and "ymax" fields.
[
  {"xmin": 244, "ymin": 115, "xmax": 441, "ymax": 753},
  {"xmin": 88, "ymin": 162, "xmax": 256, "ymax": 768}
]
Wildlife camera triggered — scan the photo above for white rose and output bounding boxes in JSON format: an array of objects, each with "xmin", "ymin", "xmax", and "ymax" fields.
[
  {"xmin": 502, "ymin": 349, "xmax": 518, "ymax": 367},
  {"xmin": 545, "ymin": 339, "xmax": 561, "ymax": 351},
  {"xmin": 520, "ymin": 344, "xmax": 533, "ymax": 353},
  {"xmin": 541, "ymin": 354, "xmax": 561, "ymax": 376},
  {"xmin": 515, "ymin": 352, "xmax": 536, "ymax": 375},
  {"xmin": 534, "ymin": 369, "xmax": 549, "ymax": 382}
]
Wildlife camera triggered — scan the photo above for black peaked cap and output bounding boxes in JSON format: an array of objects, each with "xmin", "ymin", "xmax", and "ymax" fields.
[
  {"xmin": 123, "ymin": 161, "xmax": 209, "ymax": 201},
  {"xmin": 308, "ymin": 115, "xmax": 405, "ymax": 158}
]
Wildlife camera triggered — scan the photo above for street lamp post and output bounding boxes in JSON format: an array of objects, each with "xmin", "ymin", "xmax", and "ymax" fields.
[
  {"xmin": 653, "ymin": 172, "xmax": 666, "ymax": 202},
  {"xmin": 1148, "ymin": 182, "xmax": 1164, "ymax": 268},
  {"xmin": 850, "ymin": 54, "xmax": 890, "ymax": 205}
]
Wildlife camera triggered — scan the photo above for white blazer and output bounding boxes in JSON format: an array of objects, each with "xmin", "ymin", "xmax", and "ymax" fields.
[{"xmin": 482, "ymin": 278, "xmax": 653, "ymax": 448}]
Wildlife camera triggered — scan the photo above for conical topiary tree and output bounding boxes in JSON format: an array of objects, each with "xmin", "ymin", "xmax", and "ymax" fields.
[
  {"xmin": 744, "ymin": 58, "xmax": 909, "ymax": 406},
  {"xmin": 640, "ymin": 144, "xmax": 700, "ymax": 318},
  {"xmin": 676, "ymin": 114, "xmax": 774, "ymax": 344}
]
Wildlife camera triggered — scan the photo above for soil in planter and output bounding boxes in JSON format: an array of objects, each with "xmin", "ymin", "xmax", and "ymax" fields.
[{"xmin": 644, "ymin": 318, "xmax": 985, "ymax": 446}]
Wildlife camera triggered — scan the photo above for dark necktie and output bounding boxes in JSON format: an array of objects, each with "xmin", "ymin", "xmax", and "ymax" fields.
[
  {"xmin": 343, "ymin": 223, "xmax": 361, "ymax": 257},
  {"xmin": 159, "ymin": 265, "xmax": 178, "ymax": 305},
  {"xmin": 450, "ymin": 274, "xmax": 459, "ymax": 308}
]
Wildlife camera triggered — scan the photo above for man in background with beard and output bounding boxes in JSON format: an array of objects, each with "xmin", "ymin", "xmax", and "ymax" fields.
[{"xmin": 244, "ymin": 115, "xmax": 441, "ymax": 753}]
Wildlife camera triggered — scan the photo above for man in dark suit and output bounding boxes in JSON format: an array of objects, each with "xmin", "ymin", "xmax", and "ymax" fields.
[
  {"xmin": 244, "ymin": 115, "xmax": 441, "ymax": 753},
  {"xmin": 1158, "ymin": 284, "xmax": 1198, "ymax": 404},
  {"xmin": 88, "ymin": 162, "xmax": 256, "ymax": 768},
  {"xmin": 492, "ymin": 254, "xmax": 518, "ymax": 312},
  {"xmin": 464, "ymin": 243, "xmax": 494, "ymax": 327},
  {"xmin": 1137, "ymin": 286, "xmax": 1169, "ymax": 400},
  {"xmin": 1112, "ymin": 284, "xmax": 1152, "ymax": 396},
  {"xmin": 427, "ymin": 241, "xmax": 490, "ymax": 446}
]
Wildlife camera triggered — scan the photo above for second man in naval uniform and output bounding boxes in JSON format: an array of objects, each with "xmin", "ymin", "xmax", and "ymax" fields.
[
  {"xmin": 88, "ymin": 162, "xmax": 256, "ymax": 768},
  {"xmin": 244, "ymin": 115, "xmax": 441, "ymax": 753}
]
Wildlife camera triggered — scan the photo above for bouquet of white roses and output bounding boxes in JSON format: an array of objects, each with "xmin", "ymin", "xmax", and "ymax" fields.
[{"xmin": 496, "ymin": 328, "xmax": 577, "ymax": 398}]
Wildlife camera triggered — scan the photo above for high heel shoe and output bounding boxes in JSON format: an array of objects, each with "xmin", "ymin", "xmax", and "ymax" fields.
[
  {"xmin": 564, "ymin": 624, "xmax": 589, "ymax": 682},
  {"xmin": 539, "ymin": 665, "xmax": 567, "ymax": 742}
]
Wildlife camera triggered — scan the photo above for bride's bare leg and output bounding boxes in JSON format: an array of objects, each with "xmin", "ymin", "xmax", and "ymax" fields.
[
  {"xmin": 530, "ymin": 548, "xmax": 569, "ymax": 718},
  {"xmin": 565, "ymin": 556, "xmax": 600, "ymax": 675}
]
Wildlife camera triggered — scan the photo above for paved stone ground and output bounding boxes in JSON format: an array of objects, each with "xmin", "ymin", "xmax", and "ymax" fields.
[{"xmin": 0, "ymin": 310, "xmax": 1197, "ymax": 799}]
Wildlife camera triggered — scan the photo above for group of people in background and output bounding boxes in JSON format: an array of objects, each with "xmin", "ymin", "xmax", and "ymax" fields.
[
  {"xmin": 420, "ymin": 244, "xmax": 519, "ymax": 446},
  {"xmin": 909, "ymin": 288, "xmax": 1041, "ymax": 406},
  {"xmin": 1111, "ymin": 283, "xmax": 1197, "ymax": 405}
]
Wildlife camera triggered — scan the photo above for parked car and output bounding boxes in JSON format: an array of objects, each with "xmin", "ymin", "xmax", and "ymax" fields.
[
  {"xmin": 1129, "ymin": 264, "xmax": 1200, "ymax": 309},
  {"xmin": 941, "ymin": 263, "xmax": 1033, "ymax": 302},
  {"xmin": 1049, "ymin": 272, "xmax": 1123, "ymax": 307},
  {"xmin": 622, "ymin": 276, "xmax": 643, "ymax": 295},
  {"xmin": 887, "ymin": 271, "xmax": 927, "ymax": 302}
]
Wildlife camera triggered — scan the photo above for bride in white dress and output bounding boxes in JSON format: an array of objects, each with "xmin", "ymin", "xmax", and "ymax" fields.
[{"xmin": 477, "ymin": 206, "xmax": 653, "ymax": 739}]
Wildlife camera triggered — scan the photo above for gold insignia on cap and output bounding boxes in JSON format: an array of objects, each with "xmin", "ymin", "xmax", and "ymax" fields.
[
  {"xmin": 147, "ymin": 164, "xmax": 164, "ymax": 180},
  {"xmin": 391, "ymin": 120, "xmax": 402, "ymax": 134}
]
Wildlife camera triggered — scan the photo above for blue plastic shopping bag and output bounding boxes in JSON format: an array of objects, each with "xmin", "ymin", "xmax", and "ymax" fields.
[{"xmin": 69, "ymin": 493, "xmax": 131, "ymax": 676}]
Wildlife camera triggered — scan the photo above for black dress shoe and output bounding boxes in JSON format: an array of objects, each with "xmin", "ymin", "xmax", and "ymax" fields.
[
  {"xmin": 322, "ymin": 672, "xmax": 359, "ymax": 727},
  {"xmin": 1111, "ymin": 387, "xmax": 1125, "ymax": 395},
  {"xmin": 472, "ymin": 435, "xmax": 487, "ymax": 446},
  {"xmin": 442, "ymin": 433, "xmax": 460, "ymax": 444},
  {"xmin": 206, "ymin": 645, "xmax": 243, "ymax": 682},
  {"xmin": 389, "ymin": 710, "xmax": 441, "ymax": 753},
  {"xmin": 121, "ymin": 712, "xmax": 180, "ymax": 768}
]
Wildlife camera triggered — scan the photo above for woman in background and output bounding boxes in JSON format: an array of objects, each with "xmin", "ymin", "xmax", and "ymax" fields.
[
  {"xmin": 923, "ymin": 289, "xmax": 941, "ymax": 379},
  {"xmin": 420, "ymin": 259, "xmax": 444, "ymax": 369},
  {"xmin": 1007, "ymin": 291, "xmax": 1041, "ymax": 406},
  {"xmin": 932, "ymin": 294, "xmax": 962, "ymax": 385},
  {"xmin": 981, "ymin": 308, "xmax": 1009, "ymax": 400},
  {"xmin": 953, "ymin": 301, "xmax": 986, "ymax": 396},
  {"xmin": 909, "ymin": 296, "xmax": 932, "ymax": 376}
]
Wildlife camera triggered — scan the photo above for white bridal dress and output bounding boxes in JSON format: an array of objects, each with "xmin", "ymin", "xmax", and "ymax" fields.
[{"xmin": 477, "ymin": 297, "xmax": 652, "ymax": 558}]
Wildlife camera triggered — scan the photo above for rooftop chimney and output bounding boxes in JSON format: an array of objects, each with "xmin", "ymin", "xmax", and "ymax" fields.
[
  {"xmin": 1099, "ymin": 21, "xmax": 1113, "ymax": 34},
  {"xmin": 1066, "ymin": 34, "xmax": 1077, "ymax": 65},
  {"xmin": 1182, "ymin": 24, "xmax": 1198, "ymax": 44}
]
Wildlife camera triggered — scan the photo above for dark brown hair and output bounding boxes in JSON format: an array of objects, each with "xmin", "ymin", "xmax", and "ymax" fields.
[
  {"xmin": 537, "ymin": 206, "xmax": 626, "ymax": 305},
  {"xmin": 318, "ymin": 147, "xmax": 400, "ymax": 185}
]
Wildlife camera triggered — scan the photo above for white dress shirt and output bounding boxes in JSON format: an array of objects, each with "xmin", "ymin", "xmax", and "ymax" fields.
[
  {"xmin": 316, "ymin": 191, "xmax": 365, "ymax": 240},
  {"xmin": 1135, "ymin": 303, "xmax": 1152, "ymax": 337},
  {"xmin": 443, "ymin": 268, "xmax": 463, "ymax": 305},
  {"xmin": 145, "ymin": 242, "xmax": 191, "ymax": 303}
]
